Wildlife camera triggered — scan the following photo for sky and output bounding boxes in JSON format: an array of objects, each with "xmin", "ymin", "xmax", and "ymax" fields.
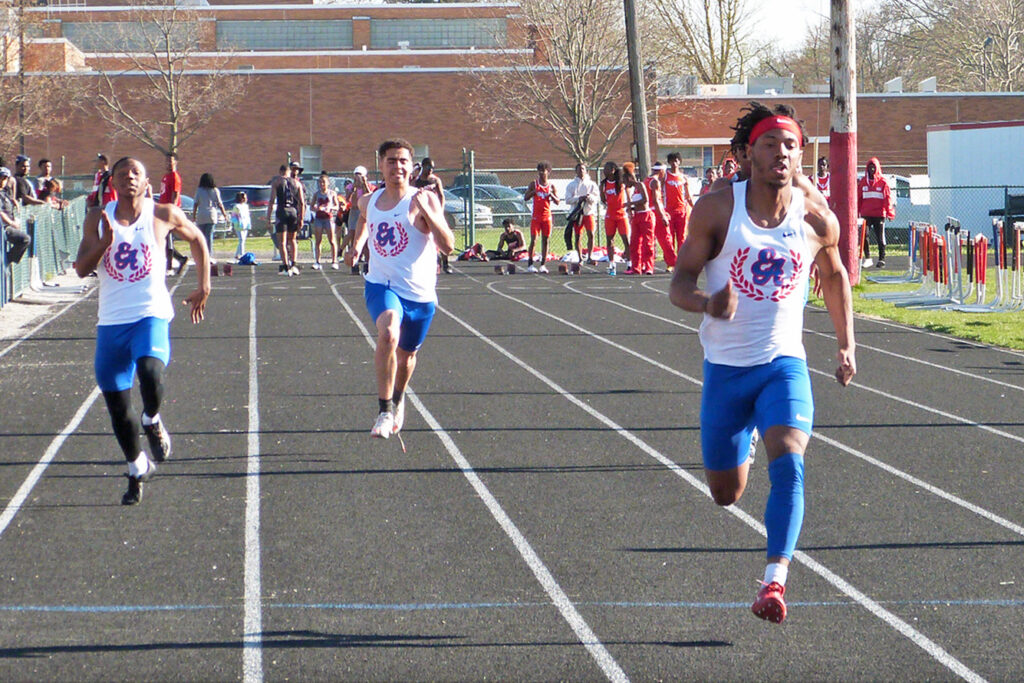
[{"xmin": 753, "ymin": 0, "xmax": 874, "ymax": 52}]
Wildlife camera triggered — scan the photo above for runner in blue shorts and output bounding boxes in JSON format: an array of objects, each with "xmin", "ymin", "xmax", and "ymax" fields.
[
  {"xmin": 669, "ymin": 102, "xmax": 856, "ymax": 623},
  {"xmin": 76, "ymin": 156, "xmax": 210, "ymax": 505},
  {"xmin": 345, "ymin": 138, "xmax": 454, "ymax": 440}
]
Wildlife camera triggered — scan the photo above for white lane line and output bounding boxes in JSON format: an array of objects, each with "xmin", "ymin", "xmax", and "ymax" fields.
[
  {"xmin": 243, "ymin": 269, "xmax": 263, "ymax": 683},
  {"xmin": 465, "ymin": 277, "xmax": 983, "ymax": 682},
  {"xmin": 636, "ymin": 277, "xmax": 1024, "ymax": 393},
  {"xmin": 0, "ymin": 386, "xmax": 101, "ymax": 538},
  {"xmin": 326, "ymin": 281, "xmax": 628, "ymax": 683},
  {"xmin": 0, "ymin": 289, "xmax": 93, "ymax": 362}
]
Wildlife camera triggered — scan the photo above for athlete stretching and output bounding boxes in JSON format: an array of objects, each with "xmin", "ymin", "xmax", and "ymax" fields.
[
  {"xmin": 669, "ymin": 103, "xmax": 856, "ymax": 623},
  {"xmin": 345, "ymin": 139, "xmax": 454, "ymax": 439},
  {"xmin": 75, "ymin": 157, "xmax": 211, "ymax": 505}
]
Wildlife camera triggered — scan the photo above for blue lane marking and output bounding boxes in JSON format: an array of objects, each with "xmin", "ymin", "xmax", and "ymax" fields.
[{"xmin": 1, "ymin": 598, "xmax": 1023, "ymax": 614}]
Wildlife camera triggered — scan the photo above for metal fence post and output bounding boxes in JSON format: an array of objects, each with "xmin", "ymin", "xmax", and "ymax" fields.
[{"xmin": 468, "ymin": 149, "xmax": 476, "ymax": 249}]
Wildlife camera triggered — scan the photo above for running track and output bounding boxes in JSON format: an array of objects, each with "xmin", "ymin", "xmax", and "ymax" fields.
[{"xmin": 1, "ymin": 260, "xmax": 1022, "ymax": 681}]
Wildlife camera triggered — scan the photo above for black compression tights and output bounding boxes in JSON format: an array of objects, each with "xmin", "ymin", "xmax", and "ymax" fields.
[{"xmin": 101, "ymin": 357, "xmax": 166, "ymax": 462}]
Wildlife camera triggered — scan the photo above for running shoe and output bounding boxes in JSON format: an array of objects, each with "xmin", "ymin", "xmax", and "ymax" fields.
[
  {"xmin": 312, "ymin": 262, "xmax": 322, "ymax": 270},
  {"xmin": 330, "ymin": 262, "xmax": 340, "ymax": 270},
  {"xmin": 393, "ymin": 398, "xmax": 406, "ymax": 435},
  {"xmin": 277, "ymin": 264, "xmax": 288, "ymax": 276},
  {"xmin": 752, "ymin": 581, "xmax": 787, "ymax": 623},
  {"xmin": 143, "ymin": 419, "xmax": 172, "ymax": 463},
  {"xmin": 371, "ymin": 411, "xmax": 394, "ymax": 439},
  {"xmin": 608, "ymin": 264, "xmax": 616, "ymax": 275},
  {"xmin": 747, "ymin": 427, "xmax": 759, "ymax": 465},
  {"xmin": 876, "ymin": 259, "xmax": 886, "ymax": 268},
  {"xmin": 351, "ymin": 265, "xmax": 361, "ymax": 274},
  {"xmin": 538, "ymin": 264, "xmax": 549, "ymax": 274},
  {"xmin": 289, "ymin": 265, "xmax": 301, "ymax": 276},
  {"xmin": 527, "ymin": 265, "xmax": 538, "ymax": 273},
  {"xmin": 623, "ymin": 267, "xmax": 639, "ymax": 275},
  {"xmin": 122, "ymin": 459, "xmax": 156, "ymax": 506},
  {"xmin": 443, "ymin": 265, "xmax": 454, "ymax": 274}
]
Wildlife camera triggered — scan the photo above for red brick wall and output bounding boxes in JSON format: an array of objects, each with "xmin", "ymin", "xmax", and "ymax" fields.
[{"xmin": 26, "ymin": 70, "xmax": 634, "ymax": 184}]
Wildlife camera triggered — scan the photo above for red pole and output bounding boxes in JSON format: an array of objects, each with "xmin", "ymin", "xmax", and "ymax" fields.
[{"xmin": 830, "ymin": 0, "xmax": 859, "ymax": 285}]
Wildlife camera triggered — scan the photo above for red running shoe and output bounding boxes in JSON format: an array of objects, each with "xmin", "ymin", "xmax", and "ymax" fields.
[{"xmin": 752, "ymin": 581, "xmax": 787, "ymax": 623}]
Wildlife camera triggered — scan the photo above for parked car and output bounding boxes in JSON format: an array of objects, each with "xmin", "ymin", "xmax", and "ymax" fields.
[
  {"xmin": 443, "ymin": 189, "xmax": 493, "ymax": 228},
  {"xmin": 451, "ymin": 172, "xmax": 502, "ymax": 187},
  {"xmin": 179, "ymin": 194, "xmax": 194, "ymax": 213},
  {"xmin": 448, "ymin": 184, "xmax": 527, "ymax": 226},
  {"xmin": 221, "ymin": 184, "xmax": 274, "ymax": 235}
]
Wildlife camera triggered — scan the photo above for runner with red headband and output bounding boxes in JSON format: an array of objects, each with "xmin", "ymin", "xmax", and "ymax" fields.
[{"xmin": 669, "ymin": 101, "xmax": 856, "ymax": 624}]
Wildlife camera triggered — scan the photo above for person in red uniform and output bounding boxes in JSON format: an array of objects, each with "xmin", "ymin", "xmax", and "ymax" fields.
[
  {"xmin": 623, "ymin": 162, "xmax": 655, "ymax": 274},
  {"xmin": 645, "ymin": 162, "xmax": 675, "ymax": 271},
  {"xmin": 815, "ymin": 156, "xmax": 830, "ymax": 204},
  {"xmin": 158, "ymin": 153, "xmax": 188, "ymax": 273},
  {"xmin": 721, "ymin": 156, "xmax": 738, "ymax": 180},
  {"xmin": 522, "ymin": 161, "xmax": 560, "ymax": 274},
  {"xmin": 664, "ymin": 153, "xmax": 694, "ymax": 254},
  {"xmin": 600, "ymin": 161, "xmax": 630, "ymax": 274},
  {"xmin": 87, "ymin": 154, "xmax": 118, "ymax": 209},
  {"xmin": 857, "ymin": 156, "xmax": 895, "ymax": 268}
]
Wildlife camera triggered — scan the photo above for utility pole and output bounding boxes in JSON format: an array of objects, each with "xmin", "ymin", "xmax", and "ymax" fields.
[
  {"xmin": 830, "ymin": 0, "xmax": 859, "ymax": 284},
  {"xmin": 623, "ymin": 0, "xmax": 651, "ymax": 178}
]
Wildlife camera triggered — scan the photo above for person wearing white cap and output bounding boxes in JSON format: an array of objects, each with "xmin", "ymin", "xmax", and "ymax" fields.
[{"xmin": 345, "ymin": 165, "xmax": 374, "ymax": 273}]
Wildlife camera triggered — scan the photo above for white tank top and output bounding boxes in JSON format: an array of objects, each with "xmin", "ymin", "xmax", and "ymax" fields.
[
  {"xmin": 97, "ymin": 198, "xmax": 174, "ymax": 326},
  {"xmin": 364, "ymin": 187, "xmax": 438, "ymax": 303},
  {"xmin": 699, "ymin": 180, "xmax": 811, "ymax": 366}
]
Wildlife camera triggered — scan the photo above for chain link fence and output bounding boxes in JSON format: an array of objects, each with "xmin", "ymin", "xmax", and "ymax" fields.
[{"xmin": 2, "ymin": 197, "xmax": 87, "ymax": 308}]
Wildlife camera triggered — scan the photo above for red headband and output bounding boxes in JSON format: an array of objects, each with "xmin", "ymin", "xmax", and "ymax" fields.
[{"xmin": 748, "ymin": 116, "xmax": 803, "ymax": 147}]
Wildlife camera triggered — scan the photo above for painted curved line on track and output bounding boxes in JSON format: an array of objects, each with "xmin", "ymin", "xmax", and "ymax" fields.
[
  {"xmin": 325, "ymin": 277, "xmax": 628, "ymax": 683},
  {"xmin": 473, "ymin": 274, "xmax": 984, "ymax": 683}
]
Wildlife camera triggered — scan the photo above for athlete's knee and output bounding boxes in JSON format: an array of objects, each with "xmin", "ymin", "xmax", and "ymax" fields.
[
  {"xmin": 709, "ymin": 484, "xmax": 742, "ymax": 507},
  {"xmin": 136, "ymin": 356, "xmax": 166, "ymax": 387},
  {"xmin": 763, "ymin": 425, "xmax": 808, "ymax": 461}
]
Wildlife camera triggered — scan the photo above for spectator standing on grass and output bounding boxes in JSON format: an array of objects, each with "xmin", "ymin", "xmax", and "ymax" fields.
[
  {"xmin": 699, "ymin": 166, "xmax": 716, "ymax": 197},
  {"xmin": 192, "ymin": 173, "xmax": 227, "ymax": 262},
  {"xmin": 230, "ymin": 191, "xmax": 252, "ymax": 260},
  {"xmin": 159, "ymin": 153, "xmax": 188, "ymax": 273},
  {"xmin": 268, "ymin": 162, "xmax": 306, "ymax": 275},
  {"xmin": 0, "ymin": 168, "xmax": 30, "ymax": 265},
  {"xmin": 600, "ymin": 161, "xmax": 630, "ymax": 275},
  {"xmin": 669, "ymin": 102, "xmax": 855, "ymax": 624},
  {"xmin": 565, "ymin": 162, "xmax": 599, "ymax": 263},
  {"xmin": 523, "ymin": 161, "xmax": 560, "ymax": 274},
  {"xmin": 815, "ymin": 156, "xmax": 830, "ymax": 204},
  {"xmin": 857, "ymin": 156, "xmax": 895, "ymax": 268},
  {"xmin": 310, "ymin": 174, "xmax": 339, "ymax": 270},
  {"xmin": 664, "ymin": 153, "xmax": 694, "ymax": 253},
  {"xmin": 39, "ymin": 178, "xmax": 68, "ymax": 209},
  {"xmin": 35, "ymin": 158, "xmax": 54, "ymax": 196},
  {"xmin": 74, "ymin": 156, "xmax": 211, "ymax": 506},
  {"xmin": 413, "ymin": 157, "xmax": 452, "ymax": 274}
]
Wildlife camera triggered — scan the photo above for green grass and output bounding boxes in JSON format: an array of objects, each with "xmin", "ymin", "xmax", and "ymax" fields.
[{"xmin": 211, "ymin": 236, "xmax": 1024, "ymax": 352}]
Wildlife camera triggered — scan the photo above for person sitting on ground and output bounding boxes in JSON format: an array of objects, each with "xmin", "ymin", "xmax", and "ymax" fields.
[
  {"xmin": 487, "ymin": 219, "xmax": 527, "ymax": 260},
  {"xmin": 457, "ymin": 242, "xmax": 488, "ymax": 261}
]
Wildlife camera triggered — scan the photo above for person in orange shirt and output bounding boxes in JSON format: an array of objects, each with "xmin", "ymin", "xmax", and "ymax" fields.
[
  {"xmin": 647, "ymin": 161, "xmax": 675, "ymax": 271},
  {"xmin": 522, "ymin": 161, "xmax": 560, "ymax": 273},
  {"xmin": 624, "ymin": 162, "xmax": 655, "ymax": 275},
  {"xmin": 600, "ymin": 161, "xmax": 630, "ymax": 275}
]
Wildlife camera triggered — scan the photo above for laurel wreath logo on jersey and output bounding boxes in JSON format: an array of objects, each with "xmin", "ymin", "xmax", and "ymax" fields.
[
  {"xmin": 104, "ymin": 241, "xmax": 152, "ymax": 283},
  {"xmin": 729, "ymin": 247, "xmax": 804, "ymax": 302},
  {"xmin": 372, "ymin": 220, "xmax": 410, "ymax": 258}
]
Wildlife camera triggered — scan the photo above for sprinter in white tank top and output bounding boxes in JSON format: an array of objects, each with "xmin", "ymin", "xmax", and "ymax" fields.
[
  {"xmin": 344, "ymin": 139, "xmax": 454, "ymax": 441},
  {"xmin": 75, "ymin": 156, "xmax": 211, "ymax": 505},
  {"xmin": 669, "ymin": 104, "xmax": 856, "ymax": 624}
]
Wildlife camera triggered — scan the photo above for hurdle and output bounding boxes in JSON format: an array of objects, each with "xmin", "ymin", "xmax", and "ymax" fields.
[
  {"xmin": 866, "ymin": 221, "xmax": 924, "ymax": 284},
  {"xmin": 862, "ymin": 222, "xmax": 932, "ymax": 301},
  {"xmin": 895, "ymin": 219, "xmax": 965, "ymax": 308},
  {"xmin": 1007, "ymin": 223, "xmax": 1024, "ymax": 311},
  {"xmin": 947, "ymin": 233, "xmax": 996, "ymax": 312}
]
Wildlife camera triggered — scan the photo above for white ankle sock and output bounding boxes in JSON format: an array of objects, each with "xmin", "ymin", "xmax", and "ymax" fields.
[
  {"xmin": 129, "ymin": 452, "xmax": 150, "ymax": 477},
  {"xmin": 764, "ymin": 562, "xmax": 788, "ymax": 586},
  {"xmin": 141, "ymin": 413, "xmax": 160, "ymax": 427}
]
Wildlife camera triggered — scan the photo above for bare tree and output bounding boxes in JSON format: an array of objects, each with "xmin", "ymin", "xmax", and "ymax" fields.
[
  {"xmin": 878, "ymin": 0, "xmax": 1024, "ymax": 91},
  {"xmin": 0, "ymin": 1, "xmax": 85, "ymax": 156},
  {"xmin": 647, "ymin": 0, "xmax": 758, "ymax": 84},
  {"xmin": 757, "ymin": 19, "xmax": 831, "ymax": 93},
  {"xmin": 469, "ymin": 0, "xmax": 640, "ymax": 166},
  {"xmin": 86, "ymin": 0, "xmax": 248, "ymax": 156}
]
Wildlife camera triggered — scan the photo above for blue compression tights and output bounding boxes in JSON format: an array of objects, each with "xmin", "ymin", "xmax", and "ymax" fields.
[{"xmin": 765, "ymin": 452, "xmax": 805, "ymax": 560}]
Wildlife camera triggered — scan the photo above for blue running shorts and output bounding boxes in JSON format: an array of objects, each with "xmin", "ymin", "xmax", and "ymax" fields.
[
  {"xmin": 94, "ymin": 317, "xmax": 171, "ymax": 392},
  {"xmin": 364, "ymin": 281, "xmax": 436, "ymax": 352},
  {"xmin": 700, "ymin": 356, "xmax": 814, "ymax": 472}
]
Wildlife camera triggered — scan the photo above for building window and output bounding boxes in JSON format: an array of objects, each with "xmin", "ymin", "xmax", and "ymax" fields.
[
  {"xmin": 369, "ymin": 18, "xmax": 505, "ymax": 49},
  {"xmin": 300, "ymin": 146, "xmax": 322, "ymax": 175},
  {"xmin": 413, "ymin": 144, "xmax": 429, "ymax": 160},
  {"xmin": 63, "ymin": 21, "xmax": 195, "ymax": 51},
  {"xmin": 217, "ymin": 20, "xmax": 354, "ymax": 51}
]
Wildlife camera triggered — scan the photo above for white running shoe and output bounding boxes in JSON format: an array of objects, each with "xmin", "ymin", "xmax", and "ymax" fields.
[
  {"xmin": 371, "ymin": 411, "xmax": 394, "ymax": 439},
  {"xmin": 330, "ymin": 261, "xmax": 340, "ymax": 270},
  {"xmin": 312, "ymin": 262, "xmax": 322, "ymax": 270},
  {"xmin": 538, "ymin": 264, "xmax": 549, "ymax": 274},
  {"xmin": 527, "ymin": 265, "xmax": 538, "ymax": 273},
  {"xmin": 393, "ymin": 398, "xmax": 405, "ymax": 435},
  {"xmin": 289, "ymin": 265, "xmax": 300, "ymax": 276}
]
